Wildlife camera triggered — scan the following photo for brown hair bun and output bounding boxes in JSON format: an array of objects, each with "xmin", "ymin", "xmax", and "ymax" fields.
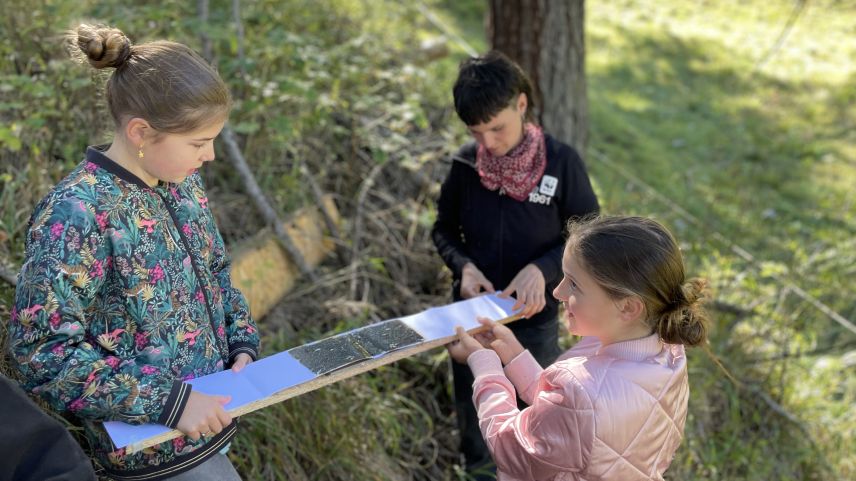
[{"xmin": 76, "ymin": 24, "xmax": 131, "ymax": 69}]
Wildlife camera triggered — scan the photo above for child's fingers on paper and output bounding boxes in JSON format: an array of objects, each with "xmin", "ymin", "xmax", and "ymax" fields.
[
  {"xmin": 456, "ymin": 326, "xmax": 482, "ymax": 349},
  {"xmin": 206, "ymin": 417, "xmax": 223, "ymax": 435},
  {"xmin": 446, "ymin": 339, "xmax": 469, "ymax": 364},
  {"xmin": 191, "ymin": 423, "xmax": 209, "ymax": 439},
  {"xmin": 186, "ymin": 429, "xmax": 201, "ymax": 441},
  {"xmin": 477, "ymin": 316, "xmax": 496, "ymax": 327},
  {"xmin": 473, "ymin": 319, "xmax": 497, "ymax": 344},
  {"xmin": 454, "ymin": 325, "xmax": 467, "ymax": 339},
  {"xmin": 472, "ymin": 331, "xmax": 494, "ymax": 347},
  {"xmin": 218, "ymin": 408, "xmax": 233, "ymax": 427},
  {"xmin": 474, "ymin": 327, "xmax": 495, "ymax": 339},
  {"xmin": 231, "ymin": 354, "xmax": 252, "ymax": 372},
  {"xmin": 493, "ymin": 322, "xmax": 515, "ymax": 340},
  {"xmin": 456, "ymin": 325, "xmax": 474, "ymax": 340},
  {"xmin": 450, "ymin": 327, "xmax": 474, "ymax": 361}
]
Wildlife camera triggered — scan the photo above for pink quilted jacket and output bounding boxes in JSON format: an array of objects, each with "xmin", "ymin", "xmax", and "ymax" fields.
[{"xmin": 467, "ymin": 334, "xmax": 689, "ymax": 481}]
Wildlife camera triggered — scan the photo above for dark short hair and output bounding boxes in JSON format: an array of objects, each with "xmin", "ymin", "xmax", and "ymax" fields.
[{"xmin": 452, "ymin": 51, "xmax": 534, "ymax": 126}]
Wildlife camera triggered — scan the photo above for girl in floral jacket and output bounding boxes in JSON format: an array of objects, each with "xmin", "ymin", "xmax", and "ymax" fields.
[
  {"xmin": 450, "ymin": 216, "xmax": 710, "ymax": 480},
  {"xmin": 9, "ymin": 24, "xmax": 259, "ymax": 481}
]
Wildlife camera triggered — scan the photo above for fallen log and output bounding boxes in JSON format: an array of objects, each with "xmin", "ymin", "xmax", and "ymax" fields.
[{"xmin": 230, "ymin": 195, "xmax": 340, "ymax": 319}]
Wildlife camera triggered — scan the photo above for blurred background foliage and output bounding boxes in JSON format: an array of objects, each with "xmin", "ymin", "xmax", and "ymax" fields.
[{"xmin": 1, "ymin": 0, "xmax": 854, "ymax": 480}]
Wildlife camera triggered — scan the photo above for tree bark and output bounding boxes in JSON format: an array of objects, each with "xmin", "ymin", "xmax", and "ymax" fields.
[{"xmin": 487, "ymin": 0, "xmax": 588, "ymax": 155}]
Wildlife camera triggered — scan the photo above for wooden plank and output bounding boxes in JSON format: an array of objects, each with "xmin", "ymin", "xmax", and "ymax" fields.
[{"xmin": 125, "ymin": 313, "xmax": 520, "ymax": 453}]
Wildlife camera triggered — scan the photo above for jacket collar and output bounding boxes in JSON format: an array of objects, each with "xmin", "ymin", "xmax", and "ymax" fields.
[
  {"xmin": 596, "ymin": 333, "xmax": 663, "ymax": 362},
  {"xmin": 86, "ymin": 145, "xmax": 155, "ymax": 190}
]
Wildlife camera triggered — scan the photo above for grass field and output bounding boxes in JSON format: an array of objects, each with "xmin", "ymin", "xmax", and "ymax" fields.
[{"xmin": 584, "ymin": 2, "xmax": 855, "ymax": 478}]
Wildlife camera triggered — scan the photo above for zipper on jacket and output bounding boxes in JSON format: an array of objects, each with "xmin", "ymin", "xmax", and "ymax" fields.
[
  {"xmin": 498, "ymin": 194, "xmax": 505, "ymax": 283},
  {"xmin": 156, "ymin": 191, "xmax": 227, "ymax": 362}
]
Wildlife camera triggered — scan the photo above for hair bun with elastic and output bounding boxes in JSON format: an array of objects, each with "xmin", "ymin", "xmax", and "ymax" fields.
[
  {"xmin": 77, "ymin": 24, "xmax": 132, "ymax": 69},
  {"xmin": 657, "ymin": 278, "xmax": 710, "ymax": 347},
  {"xmin": 672, "ymin": 278, "xmax": 710, "ymax": 346},
  {"xmin": 681, "ymin": 278, "xmax": 708, "ymax": 306}
]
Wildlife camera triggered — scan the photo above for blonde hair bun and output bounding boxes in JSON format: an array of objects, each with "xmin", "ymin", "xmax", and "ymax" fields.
[{"xmin": 76, "ymin": 24, "xmax": 132, "ymax": 69}]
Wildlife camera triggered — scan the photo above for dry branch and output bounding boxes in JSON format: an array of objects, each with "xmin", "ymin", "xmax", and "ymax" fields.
[
  {"xmin": 300, "ymin": 161, "xmax": 347, "ymax": 264},
  {"xmin": 220, "ymin": 126, "xmax": 317, "ymax": 280},
  {"xmin": 349, "ymin": 154, "xmax": 387, "ymax": 300}
]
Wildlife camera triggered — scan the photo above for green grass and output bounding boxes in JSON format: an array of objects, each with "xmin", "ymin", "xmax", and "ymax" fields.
[{"xmin": 584, "ymin": 1, "xmax": 856, "ymax": 478}]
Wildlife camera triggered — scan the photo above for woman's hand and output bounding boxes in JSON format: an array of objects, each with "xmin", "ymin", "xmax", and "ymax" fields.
[
  {"xmin": 176, "ymin": 391, "xmax": 232, "ymax": 441},
  {"xmin": 460, "ymin": 262, "xmax": 495, "ymax": 299},
  {"xmin": 230, "ymin": 353, "xmax": 253, "ymax": 373},
  {"xmin": 477, "ymin": 317, "xmax": 525, "ymax": 365},
  {"xmin": 499, "ymin": 263, "xmax": 546, "ymax": 319},
  {"xmin": 447, "ymin": 326, "xmax": 488, "ymax": 364}
]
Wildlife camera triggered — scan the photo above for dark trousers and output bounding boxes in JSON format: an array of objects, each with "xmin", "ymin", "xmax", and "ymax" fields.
[{"xmin": 452, "ymin": 317, "xmax": 562, "ymax": 478}]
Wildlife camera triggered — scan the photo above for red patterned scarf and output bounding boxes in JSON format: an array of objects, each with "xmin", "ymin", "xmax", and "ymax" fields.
[{"xmin": 476, "ymin": 123, "xmax": 547, "ymax": 201}]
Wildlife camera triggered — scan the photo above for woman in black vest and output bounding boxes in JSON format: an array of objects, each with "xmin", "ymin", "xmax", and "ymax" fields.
[{"xmin": 432, "ymin": 51, "xmax": 599, "ymax": 479}]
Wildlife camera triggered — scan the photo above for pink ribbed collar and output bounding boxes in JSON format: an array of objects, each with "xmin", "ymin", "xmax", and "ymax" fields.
[{"xmin": 596, "ymin": 333, "xmax": 663, "ymax": 362}]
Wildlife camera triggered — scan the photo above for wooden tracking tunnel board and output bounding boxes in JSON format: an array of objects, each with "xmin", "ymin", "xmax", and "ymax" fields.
[{"xmin": 105, "ymin": 294, "xmax": 520, "ymax": 453}]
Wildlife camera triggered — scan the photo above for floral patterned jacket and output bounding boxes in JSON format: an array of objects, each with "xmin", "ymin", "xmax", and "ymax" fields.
[{"xmin": 9, "ymin": 146, "xmax": 260, "ymax": 480}]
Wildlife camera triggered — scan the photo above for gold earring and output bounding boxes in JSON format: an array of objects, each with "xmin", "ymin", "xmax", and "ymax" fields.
[{"xmin": 138, "ymin": 142, "xmax": 144, "ymax": 159}]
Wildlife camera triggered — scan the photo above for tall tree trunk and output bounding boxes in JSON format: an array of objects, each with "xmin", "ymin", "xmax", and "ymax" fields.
[{"xmin": 488, "ymin": 0, "xmax": 588, "ymax": 156}]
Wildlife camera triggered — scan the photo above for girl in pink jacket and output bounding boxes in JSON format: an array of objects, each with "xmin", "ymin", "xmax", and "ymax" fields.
[{"xmin": 450, "ymin": 216, "xmax": 710, "ymax": 481}]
